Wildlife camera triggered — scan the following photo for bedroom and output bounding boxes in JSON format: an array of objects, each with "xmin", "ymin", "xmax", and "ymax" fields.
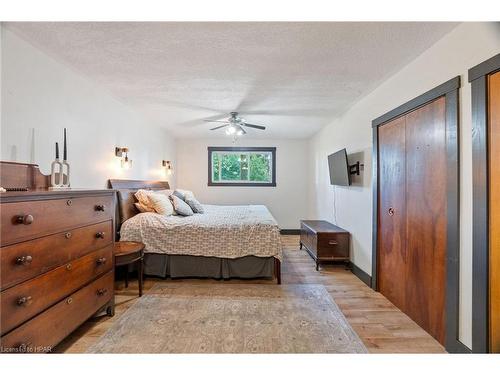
[{"xmin": 0, "ymin": 0, "xmax": 500, "ymax": 372}]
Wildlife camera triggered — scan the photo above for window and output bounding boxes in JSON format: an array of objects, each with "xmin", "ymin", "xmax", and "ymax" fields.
[{"xmin": 208, "ymin": 147, "xmax": 276, "ymax": 186}]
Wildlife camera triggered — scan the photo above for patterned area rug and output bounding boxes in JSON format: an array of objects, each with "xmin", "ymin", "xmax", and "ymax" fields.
[{"xmin": 88, "ymin": 283, "xmax": 367, "ymax": 353}]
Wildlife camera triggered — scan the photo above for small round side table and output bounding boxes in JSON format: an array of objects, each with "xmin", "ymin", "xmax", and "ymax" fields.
[{"xmin": 114, "ymin": 241, "xmax": 145, "ymax": 297}]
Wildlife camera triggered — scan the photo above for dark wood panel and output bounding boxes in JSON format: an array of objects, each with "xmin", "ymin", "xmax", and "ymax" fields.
[
  {"xmin": 472, "ymin": 75, "xmax": 490, "ymax": 353},
  {"xmin": 377, "ymin": 116, "xmax": 407, "ymax": 311},
  {"xmin": 1, "ymin": 220, "xmax": 113, "ymax": 291},
  {"xmin": 1, "ymin": 195, "xmax": 113, "ymax": 246},
  {"xmin": 372, "ymin": 77, "xmax": 460, "ymax": 128},
  {"xmin": 404, "ymin": 97, "xmax": 447, "ymax": 345},
  {"xmin": 489, "ymin": 71, "xmax": 500, "ymax": 353},
  {"xmin": 300, "ymin": 220, "xmax": 350, "ymax": 270},
  {"xmin": 1, "ymin": 245, "xmax": 112, "ymax": 335},
  {"xmin": 108, "ymin": 179, "xmax": 170, "ymax": 190},
  {"xmin": 468, "ymin": 53, "xmax": 500, "ymax": 82},
  {"xmin": 300, "ymin": 220, "xmax": 349, "ymax": 234},
  {"xmin": 0, "ymin": 271, "xmax": 113, "ymax": 353}
]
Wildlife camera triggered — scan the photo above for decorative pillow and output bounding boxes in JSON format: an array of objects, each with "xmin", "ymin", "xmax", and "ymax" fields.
[
  {"xmin": 148, "ymin": 192, "xmax": 175, "ymax": 216},
  {"xmin": 185, "ymin": 195, "xmax": 204, "ymax": 214},
  {"xmin": 134, "ymin": 202, "xmax": 154, "ymax": 213},
  {"xmin": 170, "ymin": 194, "xmax": 194, "ymax": 216},
  {"xmin": 173, "ymin": 189, "xmax": 194, "ymax": 201},
  {"xmin": 134, "ymin": 189, "xmax": 155, "ymax": 210}
]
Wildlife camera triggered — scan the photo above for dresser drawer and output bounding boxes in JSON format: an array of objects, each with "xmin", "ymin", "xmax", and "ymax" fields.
[
  {"xmin": 0, "ymin": 195, "xmax": 113, "ymax": 246},
  {"xmin": 1, "ymin": 245, "xmax": 113, "ymax": 335},
  {"xmin": 0, "ymin": 271, "xmax": 113, "ymax": 353},
  {"xmin": 1, "ymin": 220, "xmax": 113, "ymax": 291},
  {"xmin": 317, "ymin": 233, "xmax": 350, "ymax": 259}
]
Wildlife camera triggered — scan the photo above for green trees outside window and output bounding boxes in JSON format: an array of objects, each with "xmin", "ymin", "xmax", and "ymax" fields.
[{"xmin": 209, "ymin": 147, "xmax": 276, "ymax": 186}]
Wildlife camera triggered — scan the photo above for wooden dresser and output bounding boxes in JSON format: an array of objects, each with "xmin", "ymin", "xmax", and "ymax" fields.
[
  {"xmin": 0, "ymin": 162, "xmax": 115, "ymax": 353},
  {"xmin": 300, "ymin": 220, "xmax": 350, "ymax": 270}
]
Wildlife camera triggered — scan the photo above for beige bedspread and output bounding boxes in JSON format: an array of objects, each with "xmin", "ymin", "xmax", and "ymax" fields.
[{"xmin": 120, "ymin": 204, "xmax": 283, "ymax": 260}]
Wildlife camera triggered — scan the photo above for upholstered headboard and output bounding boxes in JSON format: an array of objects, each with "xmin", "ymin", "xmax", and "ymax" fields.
[{"xmin": 108, "ymin": 179, "xmax": 170, "ymax": 236}]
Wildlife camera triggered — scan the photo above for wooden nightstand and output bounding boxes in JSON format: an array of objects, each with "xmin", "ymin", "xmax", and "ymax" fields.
[
  {"xmin": 300, "ymin": 220, "xmax": 350, "ymax": 270},
  {"xmin": 114, "ymin": 241, "xmax": 145, "ymax": 296}
]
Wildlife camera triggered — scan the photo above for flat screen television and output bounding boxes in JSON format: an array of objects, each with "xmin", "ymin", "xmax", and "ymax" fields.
[{"xmin": 328, "ymin": 148, "xmax": 351, "ymax": 186}]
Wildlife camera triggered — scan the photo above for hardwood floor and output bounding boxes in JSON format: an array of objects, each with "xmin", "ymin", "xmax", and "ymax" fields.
[{"xmin": 55, "ymin": 235, "xmax": 446, "ymax": 353}]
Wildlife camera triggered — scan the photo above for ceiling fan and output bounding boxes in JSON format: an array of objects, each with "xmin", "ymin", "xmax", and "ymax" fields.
[{"xmin": 204, "ymin": 112, "xmax": 266, "ymax": 136}]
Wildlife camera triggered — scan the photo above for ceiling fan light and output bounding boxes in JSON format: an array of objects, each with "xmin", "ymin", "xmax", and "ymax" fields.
[{"xmin": 226, "ymin": 126, "xmax": 236, "ymax": 135}]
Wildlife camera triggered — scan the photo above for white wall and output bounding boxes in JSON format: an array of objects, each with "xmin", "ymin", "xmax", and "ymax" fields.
[
  {"xmin": 176, "ymin": 137, "xmax": 309, "ymax": 229},
  {"xmin": 308, "ymin": 22, "xmax": 500, "ymax": 349},
  {"xmin": 1, "ymin": 26, "xmax": 176, "ymax": 189}
]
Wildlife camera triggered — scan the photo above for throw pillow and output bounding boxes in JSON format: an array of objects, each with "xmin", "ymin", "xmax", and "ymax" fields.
[
  {"xmin": 185, "ymin": 195, "xmax": 204, "ymax": 214},
  {"xmin": 148, "ymin": 191, "xmax": 175, "ymax": 216},
  {"xmin": 170, "ymin": 194, "xmax": 194, "ymax": 216}
]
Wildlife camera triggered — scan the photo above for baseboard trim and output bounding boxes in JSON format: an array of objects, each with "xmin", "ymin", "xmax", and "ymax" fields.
[
  {"xmin": 447, "ymin": 339, "xmax": 472, "ymax": 354},
  {"xmin": 280, "ymin": 229, "xmax": 300, "ymax": 235},
  {"xmin": 350, "ymin": 262, "xmax": 372, "ymax": 287}
]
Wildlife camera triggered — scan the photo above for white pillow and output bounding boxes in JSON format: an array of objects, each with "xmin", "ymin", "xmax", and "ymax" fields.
[
  {"xmin": 134, "ymin": 189, "xmax": 155, "ymax": 210},
  {"xmin": 148, "ymin": 191, "xmax": 175, "ymax": 216}
]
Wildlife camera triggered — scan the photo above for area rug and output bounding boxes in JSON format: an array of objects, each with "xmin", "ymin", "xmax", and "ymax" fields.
[{"xmin": 88, "ymin": 284, "xmax": 367, "ymax": 353}]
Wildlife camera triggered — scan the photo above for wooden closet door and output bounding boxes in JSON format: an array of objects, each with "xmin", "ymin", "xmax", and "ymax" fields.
[
  {"xmin": 378, "ymin": 116, "xmax": 407, "ymax": 310},
  {"xmin": 404, "ymin": 97, "xmax": 447, "ymax": 344},
  {"xmin": 489, "ymin": 71, "xmax": 500, "ymax": 353}
]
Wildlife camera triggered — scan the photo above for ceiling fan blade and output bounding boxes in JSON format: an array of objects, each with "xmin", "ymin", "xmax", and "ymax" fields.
[
  {"xmin": 204, "ymin": 119, "xmax": 229, "ymax": 123},
  {"xmin": 210, "ymin": 124, "xmax": 229, "ymax": 130},
  {"xmin": 242, "ymin": 123, "xmax": 266, "ymax": 130}
]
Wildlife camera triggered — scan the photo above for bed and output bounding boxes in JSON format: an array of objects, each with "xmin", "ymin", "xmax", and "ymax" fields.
[{"xmin": 108, "ymin": 179, "xmax": 282, "ymax": 283}]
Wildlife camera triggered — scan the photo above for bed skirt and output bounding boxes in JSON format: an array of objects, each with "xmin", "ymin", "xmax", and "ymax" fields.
[{"xmin": 143, "ymin": 253, "xmax": 276, "ymax": 279}]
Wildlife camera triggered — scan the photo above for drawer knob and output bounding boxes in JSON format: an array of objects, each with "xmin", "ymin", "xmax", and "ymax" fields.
[
  {"xmin": 95, "ymin": 204, "xmax": 106, "ymax": 212},
  {"xmin": 66, "ymin": 297, "xmax": 73, "ymax": 305},
  {"xmin": 328, "ymin": 240, "xmax": 338, "ymax": 245},
  {"xmin": 66, "ymin": 199, "xmax": 73, "ymax": 206},
  {"xmin": 66, "ymin": 263, "xmax": 72, "ymax": 271},
  {"xmin": 15, "ymin": 255, "xmax": 33, "ymax": 265},
  {"xmin": 96, "ymin": 257, "xmax": 107, "ymax": 265},
  {"xmin": 97, "ymin": 288, "xmax": 108, "ymax": 296},
  {"xmin": 64, "ymin": 232, "xmax": 72, "ymax": 239},
  {"xmin": 15, "ymin": 214, "xmax": 34, "ymax": 225},
  {"xmin": 17, "ymin": 296, "xmax": 33, "ymax": 306},
  {"xmin": 95, "ymin": 232, "xmax": 105, "ymax": 239},
  {"xmin": 388, "ymin": 207, "xmax": 395, "ymax": 216}
]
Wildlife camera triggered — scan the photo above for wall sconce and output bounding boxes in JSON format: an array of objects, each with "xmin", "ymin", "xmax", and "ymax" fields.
[
  {"xmin": 162, "ymin": 160, "xmax": 173, "ymax": 175},
  {"xmin": 115, "ymin": 147, "xmax": 132, "ymax": 169}
]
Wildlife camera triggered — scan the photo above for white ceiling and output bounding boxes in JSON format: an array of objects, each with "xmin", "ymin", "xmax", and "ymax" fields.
[{"xmin": 6, "ymin": 22, "xmax": 458, "ymax": 139}]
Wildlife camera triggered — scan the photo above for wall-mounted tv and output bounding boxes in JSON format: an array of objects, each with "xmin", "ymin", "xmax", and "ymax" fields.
[{"xmin": 328, "ymin": 148, "xmax": 351, "ymax": 186}]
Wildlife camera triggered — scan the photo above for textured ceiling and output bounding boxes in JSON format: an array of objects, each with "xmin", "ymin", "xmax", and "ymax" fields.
[{"xmin": 6, "ymin": 22, "xmax": 459, "ymax": 139}]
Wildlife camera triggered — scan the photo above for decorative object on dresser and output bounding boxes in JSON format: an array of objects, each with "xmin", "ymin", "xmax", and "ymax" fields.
[
  {"xmin": 0, "ymin": 161, "xmax": 115, "ymax": 353},
  {"xmin": 300, "ymin": 220, "xmax": 350, "ymax": 271},
  {"xmin": 49, "ymin": 128, "xmax": 71, "ymax": 188},
  {"xmin": 114, "ymin": 241, "xmax": 145, "ymax": 297},
  {"xmin": 50, "ymin": 142, "xmax": 63, "ymax": 188}
]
